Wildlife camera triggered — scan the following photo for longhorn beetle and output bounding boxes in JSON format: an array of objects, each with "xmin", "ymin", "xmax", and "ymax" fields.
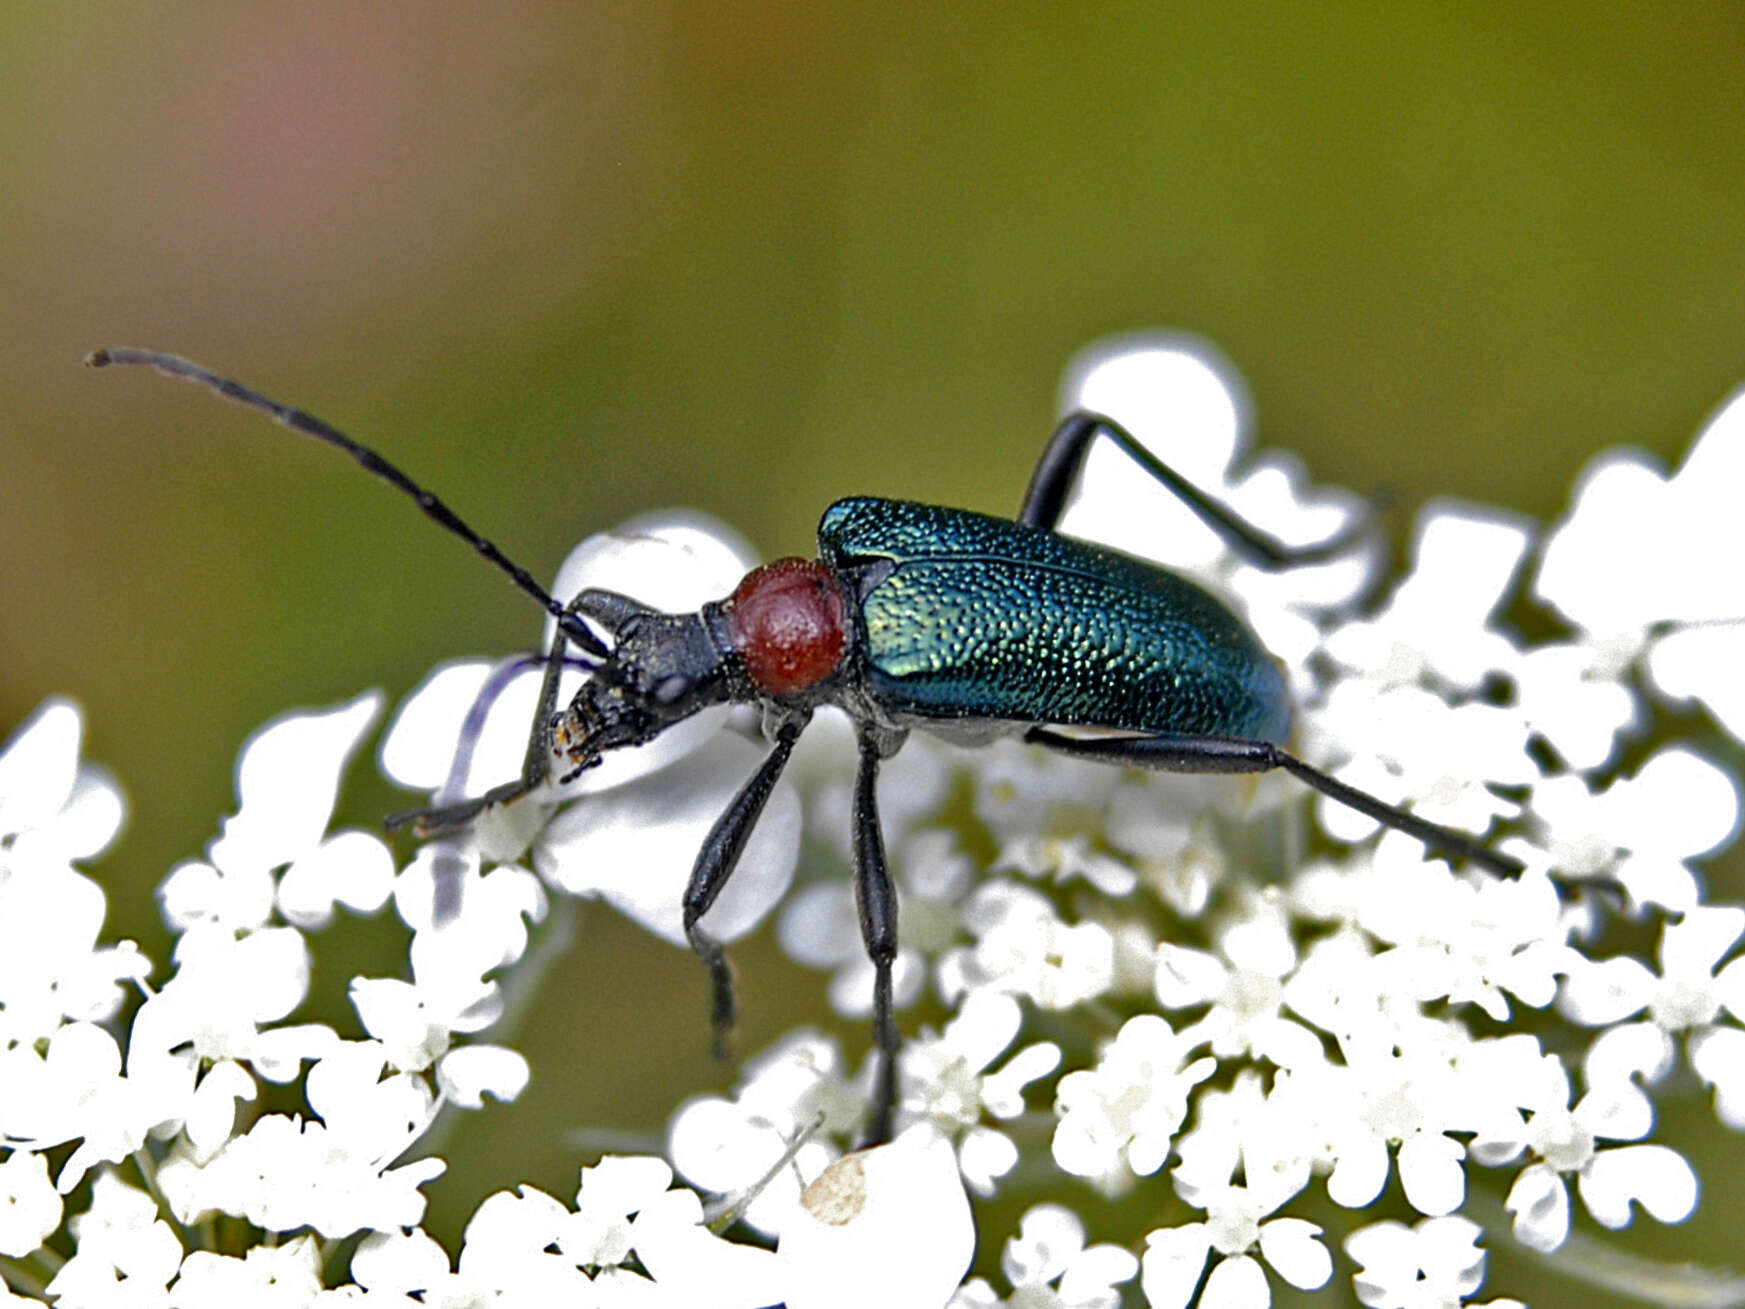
[{"xmin": 88, "ymin": 347, "xmax": 1523, "ymax": 1143}]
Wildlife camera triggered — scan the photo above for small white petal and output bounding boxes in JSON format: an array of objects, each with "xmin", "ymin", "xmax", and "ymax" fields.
[
  {"xmin": 1398, "ymin": 1135, "xmax": 1465, "ymax": 1217},
  {"xmin": 1327, "ymin": 1134, "xmax": 1390, "ymax": 1209},
  {"xmin": 778, "ymin": 884, "xmax": 860, "ymax": 968},
  {"xmin": 184, "ymin": 1060, "xmax": 258, "ymax": 1158},
  {"xmin": 1258, "ymin": 1219, "xmax": 1330, "ymax": 1290},
  {"xmin": 1058, "ymin": 336, "xmax": 1249, "ymax": 570},
  {"xmin": 379, "ymin": 660, "xmax": 499, "ymax": 791},
  {"xmin": 957, "ymin": 1126, "xmax": 1018, "ymax": 1196},
  {"xmin": 0, "ymin": 1151, "xmax": 62, "ymax": 1256},
  {"xmin": 213, "ymin": 693, "xmax": 383, "ymax": 873},
  {"xmin": 1579, "ymin": 1146, "xmax": 1698, "ymax": 1229},
  {"xmin": 0, "ymin": 699, "xmax": 81, "ymax": 836},
  {"xmin": 1504, "ymin": 1163, "xmax": 1570, "ymax": 1252},
  {"xmin": 1155, "ymin": 945, "xmax": 1228, "ymax": 1008},
  {"xmin": 350, "ymin": 1228, "xmax": 451, "ymax": 1294},
  {"xmin": 1690, "ymin": 1027, "xmax": 1745, "ymax": 1128},
  {"xmin": 1059, "ymin": 1243, "xmax": 1142, "ymax": 1303},
  {"xmin": 668, "ymin": 1097, "xmax": 786, "ymax": 1195},
  {"xmin": 1560, "ymin": 956, "xmax": 1657, "ymax": 1026},
  {"xmin": 1585, "ymin": 1021, "xmax": 1674, "ymax": 1088},
  {"xmin": 1141, "ymin": 1225, "xmax": 1213, "ymax": 1309},
  {"xmin": 545, "ymin": 511, "xmax": 757, "ymax": 645},
  {"xmin": 1200, "ymin": 1253, "xmax": 1270, "ymax": 1309},
  {"xmin": 981, "ymin": 1042, "xmax": 1062, "ymax": 1119},
  {"xmin": 1002, "ymin": 1202, "xmax": 1084, "ymax": 1286},
  {"xmin": 436, "ymin": 1044, "xmax": 530, "ymax": 1108},
  {"xmin": 1651, "ymin": 624, "xmax": 1745, "ymax": 742},
  {"xmin": 278, "ymin": 829, "xmax": 396, "ymax": 928}
]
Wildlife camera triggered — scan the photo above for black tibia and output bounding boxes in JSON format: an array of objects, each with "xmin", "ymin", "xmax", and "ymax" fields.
[
  {"xmin": 1019, "ymin": 410, "xmax": 1362, "ymax": 568},
  {"xmin": 387, "ymin": 625, "xmax": 574, "ymax": 834},
  {"xmin": 853, "ymin": 726, "xmax": 902, "ymax": 1146},
  {"xmin": 1024, "ymin": 726, "xmax": 1524, "ymax": 879},
  {"xmin": 683, "ymin": 720, "xmax": 806, "ymax": 1058}
]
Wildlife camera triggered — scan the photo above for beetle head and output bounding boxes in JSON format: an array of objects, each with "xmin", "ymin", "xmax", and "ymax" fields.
[{"xmin": 552, "ymin": 590, "xmax": 729, "ymax": 779}]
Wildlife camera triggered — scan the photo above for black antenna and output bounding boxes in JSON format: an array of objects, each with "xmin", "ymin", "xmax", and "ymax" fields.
[{"xmin": 86, "ymin": 348, "xmax": 608, "ymax": 659}]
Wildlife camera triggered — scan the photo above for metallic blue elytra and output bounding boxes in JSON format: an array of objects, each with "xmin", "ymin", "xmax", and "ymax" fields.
[{"xmin": 819, "ymin": 496, "xmax": 1292, "ymax": 745}]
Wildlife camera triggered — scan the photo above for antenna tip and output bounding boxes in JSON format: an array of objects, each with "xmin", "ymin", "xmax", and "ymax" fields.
[{"xmin": 85, "ymin": 349, "xmax": 114, "ymax": 368}]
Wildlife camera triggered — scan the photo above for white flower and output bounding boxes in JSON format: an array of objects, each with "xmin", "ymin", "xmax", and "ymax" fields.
[
  {"xmin": 1345, "ymin": 1215, "xmax": 1518, "ymax": 1309},
  {"xmin": 349, "ymin": 1226, "xmax": 451, "ymax": 1297},
  {"xmin": 2, "ymin": 1019, "xmax": 191, "ymax": 1194},
  {"xmin": 899, "ymin": 989, "xmax": 1061, "ymax": 1194},
  {"xmin": 1322, "ymin": 505, "xmax": 1530, "ymax": 695},
  {"xmin": 155, "ymin": 1043, "xmax": 446, "ymax": 1238},
  {"xmin": 50, "ymin": 1171, "xmax": 183, "ymax": 1306},
  {"xmin": 1466, "ymin": 1037, "xmax": 1698, "ymax": 1250},
  {"xmin": 1052, "ymin": 1014, "xmax": 1215, "ymax": 1186},
  {"xmin": 1273, "ymin": 1009, "xmax": 1475, "ymax": 1217},
  {"xmin": 1531, "ymin": 748, "xmax": 1739, "ymax": 910},
  {"xmin": 1146, "ymin": 1075, "xmax": 1329, "ymax": 1308},
  {"xmin": 1562, "ymin": 904, "xmax": 1745, "ymax": 1125},
  {"xmin": 1154, "ymin": 898, "xmax": 1325, "ymax": 1069},
  {"xmin": 1512, "ymin": 640, "xmax": 1640, "ymax": 772},
  {"xmin": 946, "ymin": 880, "xmax": 1117, "ymax": 1010},
  {"xmin": 1304, "ymin": 682, "xmax": 1531, "ymax": 849},
  {"xmin": 955, "ymin": 1203, "xmax": 1137, "ymax": 1309},
  {"xmin": 1144, "ymin": 1111, "xmax": 1330, "ymax": 1309}
]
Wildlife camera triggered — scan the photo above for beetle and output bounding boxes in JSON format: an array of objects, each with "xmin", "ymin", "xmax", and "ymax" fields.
[{"xmin": 88, "ymin": 346, "xmax": 1522, "ymax": 1143}]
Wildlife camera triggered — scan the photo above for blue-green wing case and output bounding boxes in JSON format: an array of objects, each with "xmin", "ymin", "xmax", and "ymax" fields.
[{"xmin": 818, "ymin": 497, "xmax": 1291, "ymax": 743}]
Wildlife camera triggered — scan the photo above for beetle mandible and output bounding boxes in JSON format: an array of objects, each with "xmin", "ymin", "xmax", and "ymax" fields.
[{"xmin": 87, "ymin": 347, "xmax": 1522, "ymax": 1143}]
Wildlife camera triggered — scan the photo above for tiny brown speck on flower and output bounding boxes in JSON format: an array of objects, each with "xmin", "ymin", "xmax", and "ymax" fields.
[{"xmin": 800, "ymin": 1154, "xmax": 867, "ymax": 1226}]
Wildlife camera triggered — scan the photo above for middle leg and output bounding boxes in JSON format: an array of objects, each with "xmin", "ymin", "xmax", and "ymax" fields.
[{"xmin": 850, "ymin": 725, "xmax": 902, "ymax": 1145}]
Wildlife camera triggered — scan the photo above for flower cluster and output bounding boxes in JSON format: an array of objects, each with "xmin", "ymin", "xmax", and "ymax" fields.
[{"xmin": 4, "ymin": 336, "xmax": 1743, "ymax": 1307}]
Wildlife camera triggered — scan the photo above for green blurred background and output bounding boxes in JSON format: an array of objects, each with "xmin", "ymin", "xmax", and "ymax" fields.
[{"xmin": 5, "ymin": 4, "xmax": 1745, "ymax": 1301}]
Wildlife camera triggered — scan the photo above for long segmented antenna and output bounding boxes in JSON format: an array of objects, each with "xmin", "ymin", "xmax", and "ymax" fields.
[{"xmin": 86, "ymin": 347, "xmax": 609, "ymax": 659}]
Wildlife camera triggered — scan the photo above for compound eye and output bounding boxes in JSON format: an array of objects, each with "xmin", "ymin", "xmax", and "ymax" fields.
[{"xmin": 651, "ymin": 674, "xmax": 691, "ymax": 706}]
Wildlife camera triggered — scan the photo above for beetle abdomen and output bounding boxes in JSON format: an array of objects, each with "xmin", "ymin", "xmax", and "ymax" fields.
[{"xmin": 819, "ymin": 497, "xmax": 1291, "ymax": 743}]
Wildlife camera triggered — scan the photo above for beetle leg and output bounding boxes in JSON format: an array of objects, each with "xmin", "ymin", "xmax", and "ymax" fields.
[
  {"xmin": 1024, "ymin": 726, "xmax": 1523, "ymax": 878},
  {"xmin": 1019, "ymin": 411, "xmax": 1365, "ymax": 568},
  {"xmin": 683, "ymin": 719, "xmax": 807, "ymax": 1059},
  {"xmin": 851, "ymin": 725, "xmax": 902, "ymax": 1145},
  {"xmin": 387, "ymin": 622, "xmax": 576, "ymax": 835}
]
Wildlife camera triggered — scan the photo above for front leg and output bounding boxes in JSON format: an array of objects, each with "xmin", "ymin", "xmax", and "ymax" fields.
[
  {"xmin": 387, "ymin": 623, "xmax": 576, "ymax": 834},
  {"xmin": 682, "ymin": 719, "xmax": 806, "ymax": 1057}
]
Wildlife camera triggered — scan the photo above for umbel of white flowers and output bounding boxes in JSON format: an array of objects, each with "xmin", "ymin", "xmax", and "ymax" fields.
[{"xmin": 3, "ymin": 335, "xmax": 1744, "ymax": 1308}]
